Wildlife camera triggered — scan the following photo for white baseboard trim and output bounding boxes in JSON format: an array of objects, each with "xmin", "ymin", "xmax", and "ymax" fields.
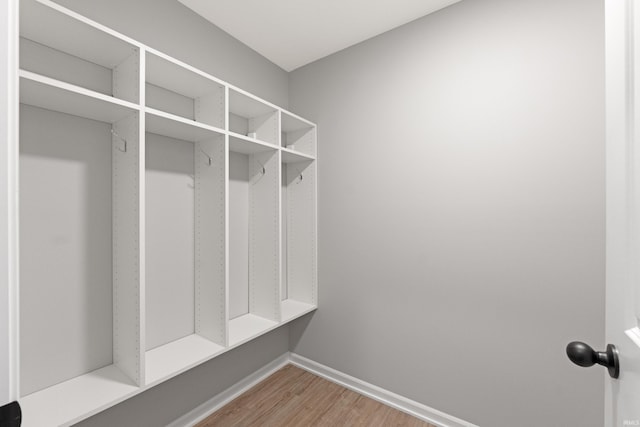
[
  {"xmin": 289, "ymin": 353, "xmax": 478, "ymax": 427},
  {"xmin": 167, "ymin": 353, "xmax": 291, "ymax": 427},
  {"xmin": 168, "ymin": 352, "xmax": 476, "ymax": 427}
]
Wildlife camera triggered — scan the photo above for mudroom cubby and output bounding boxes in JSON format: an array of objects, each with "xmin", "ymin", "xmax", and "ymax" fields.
[
  {"xmin": 20, "ymin": 0, "xmax": 140, "ymax": 104},
  {"xmin": 281, "ymin": 111, "xmax": 316, "ymax": 157},
  {"xmin": 144, "ymin": 113, "xmax": 226, "ymax": 386},
  {"xmin": 19, "ymin": 96, "xmax": 143, "ymax": 425},
  {"xmin": 228, "ymin": 144, "xmax": 281, "ymax": 346},
  {"xmin": 228, "ymin": 88, "xmax": 280, "ymax": 146},
  {"xmin": 13, "ymin": 0, "xmax": 317, "ymax": 425},
  {"xmin": 145, "ymin": 51, "xmax": 226, "ymax": 130},
  {"xmin": 281, "ymin": 158, "xmax": 318, "ymax": 321}
]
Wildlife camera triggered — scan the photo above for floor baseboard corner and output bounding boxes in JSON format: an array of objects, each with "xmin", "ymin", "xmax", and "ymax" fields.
[
  {"xmin": 168, "ymin": 351, "xmax": 476, "ymax": 427},
  {"xmin": 289, "ymin": 353, "xmax": 478, "ymax": 427},
  {"xmin": 166, "ymin": 352, "xmax": 291, "ymax": 427}
]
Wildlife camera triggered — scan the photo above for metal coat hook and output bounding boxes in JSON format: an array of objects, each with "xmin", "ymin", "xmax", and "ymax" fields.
[
  {"xmin": 111, "ymin": 129, "xmax": 127, "ymax": 153},
  {"xmin": 252, "ymin": 160, "xmax": 267, "ymax": 185},
  {"xmin": 199, "ymin": 147, "xmax": 213, "ymax": 166}
]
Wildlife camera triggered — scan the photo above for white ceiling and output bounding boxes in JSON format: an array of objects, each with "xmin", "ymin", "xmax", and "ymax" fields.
[{"xmin": 178, "ymin": 0, "xmax": 462, "ymax": 71}]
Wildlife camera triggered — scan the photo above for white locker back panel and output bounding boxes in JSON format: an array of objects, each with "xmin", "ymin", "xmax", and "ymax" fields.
[
  {"xmin": 285, "ymin": 161, "xmax": 317, "ymax": 304},
  {"xmin": 249, "ymin": 150, "xmax": 280, "ymax": 321},
  {"xmin": 145, "ymin": 133, "xmax": 195, "ymax": 351},
  {"xmin": 19, "ymin": 105, "xmax": 113, "ymax": 395},
  {"xmin": 229, "ymin": 152, "xmax": 249, "ymax": 319},
  {"xmin": 194, "ymin": 137, "xmax": 226, "ymax": 345}
]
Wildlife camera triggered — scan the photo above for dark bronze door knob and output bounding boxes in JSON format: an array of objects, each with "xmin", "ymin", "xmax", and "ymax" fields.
[{"xmin": 566, "ymin": 341, "xmax": 619, "ymax": 379}]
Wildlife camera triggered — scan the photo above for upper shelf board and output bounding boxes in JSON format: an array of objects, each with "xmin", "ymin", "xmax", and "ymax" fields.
[
  {"xmin": 21, "ymin": 0, "xmax": 138, "ymax": 69},
  {"xmin": 281, "ymin": 148, "xmax": 315, "ymax": 163},
  {"xmin": 20, "ymin": 70, "xmax": 139, "ymax": 124},
  {"xmin": 146, "ymin": 108, "xmax": 224, "ymax": 142},
  {"xmin": 229, "ymin": 133, "xmax": 279, "ymax": 155},
  {"xmin": 229, "ymin": 89, "xmax": 277, "ymax": 119},
  {"xmin": 281, "ymin": 111, "xmax": 315, "ymax": 133},
  {"xmin": 146, "ymin": 51, "xmax": 224, "ymax": 100}
]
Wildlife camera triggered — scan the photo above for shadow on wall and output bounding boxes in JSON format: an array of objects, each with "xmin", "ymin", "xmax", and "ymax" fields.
[{"xmin": 290, "ymin": 312, "xmax": 315, "ymax": 351}]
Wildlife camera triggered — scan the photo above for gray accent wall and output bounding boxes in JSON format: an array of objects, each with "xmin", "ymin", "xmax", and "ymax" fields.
[{"xmin": 288, "ymin": 0, "xmax": 605, "ymax": 426}]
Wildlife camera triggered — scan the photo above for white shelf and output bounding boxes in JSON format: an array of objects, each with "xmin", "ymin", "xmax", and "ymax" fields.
[
  {"xmin": 145, "ymin": 335, "xmax": 225, "ymax": 386},
  {"xmin": 20, "ymin": 70, "xmax": 138, "ymax": 123},
  {"xmin": 19, "ymin": 365, "xmax": 139, "ymax": 427},
  {"xmin": 146, "ymin": 108, "xmax": 224, "ymax": 142},
  {"xmin": 229, "ymin": 88, "xmax": 277, "ymax": 118},
  {"xmin": 281, "ymin": 111, "xmax": 315, "ymax": 133},
  {"xmin": 281, "ymin": 299, "xmax": 316, "ymax": 322},
  {"xmin": 229, "ymin": 132, "xmax": 279, "ymax": 154},
  {"xmin": 20, "ymin": 0, "xmax": 138, "ymax": 69},
  {"xmin": 146, "ymin": 50, "xmax": 223, "ymax": 100},
  {"xmin": 281, "ymin": 148, "xmax": 315, "ymax": 163},
  {"xmin": 229, "ymin": 314, "xmax": 278, "ymax": 347},
  {"xmin": 280, "ymin": 112, "xmax": 316, "ymax": 156}
]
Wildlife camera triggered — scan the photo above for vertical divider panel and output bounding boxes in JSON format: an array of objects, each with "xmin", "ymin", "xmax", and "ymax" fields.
[
  {"xmin": 278, "ymin": 112, "xmax": 286, "ymax": 304},
  {"xmin": 112, "ymin": 111, "xmax": 143, "ymax": 386},
  {"xmin": 312, "ymin": 129, "xmax": 318, "ymax": 304},
  {"xmin": 286, "ymin": 159, "xmax": 318, "ymax": 305},
  {"xmin": 281, "ymin": 164, "xmax": 288, "ymax": 301},
  {"xmin": 112, "ymin": 47, "xmax": 140, "ymax": 104},
  {"xmin": 248, "ymin": 150, "xmax": 281, "ymax": 321},
  {"xmin": 137, "ymin": 49, "xmax": 146, "ymax": 384},
  {"xmin": 223, "ymin": 88, "xmax": 230, "ymax": 345},
  {"xmin": 195, "ymin": 136, "xmax": 226, "ymax": 345}
]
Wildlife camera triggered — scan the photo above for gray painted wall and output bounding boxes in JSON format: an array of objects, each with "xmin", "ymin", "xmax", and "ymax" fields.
[
  {"xmin": 41, "ymin": 0, "xmax": 292, "ymax": 425},
  {"xmin": 288, "ymin": 0, "xmax": 605, "ymax": 426}
]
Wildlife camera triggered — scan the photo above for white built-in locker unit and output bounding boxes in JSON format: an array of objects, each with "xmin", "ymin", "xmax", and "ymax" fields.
[{"xmin": 15, "ymin": 0, "xmax": 318, "ymax": 425}]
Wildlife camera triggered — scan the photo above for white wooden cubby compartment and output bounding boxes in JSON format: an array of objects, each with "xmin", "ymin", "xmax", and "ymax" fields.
[
  {"xmin": 14, "ymin": 0, "xmax": 318, "ymax": 425},
  {"xmin": 20, "ymin": 0, "xmax": 140, "ymax": 104},
  {"xmin": 145, "ymin": 51, "xmax": 225, "ymax": 130},
  {"xmin": 229, "ymin": 146, "xmax": 281, "ymax": 346},
  {"xmin": 229, "ymin": 88, "xmax": 279, "ymax": 146},
  {"xmin": 144, "ymin": 114, "xmax": 227, "ymax": 386},
  {"xmin": 19, "ymin": 103, "xmax": 143, "ymax": 426},
  {"xmin": 281, "ymin": 156, "xmax": 318, "ymax": 321},
  {"xmin": 281, "ymin": 111, "xmax": 316, "ymax": 158}
]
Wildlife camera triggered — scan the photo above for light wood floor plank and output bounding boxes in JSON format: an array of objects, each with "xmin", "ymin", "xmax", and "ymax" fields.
[{"xmin": 196, "ymin": 365, "xmax": 436, "ymax": 427}]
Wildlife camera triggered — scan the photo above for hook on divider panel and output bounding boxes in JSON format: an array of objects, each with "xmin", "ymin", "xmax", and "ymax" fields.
[
  {"xmin": 199, "ymin": 147, "xmax": 213, "ymax": 166},
  {"xmin": 111, "ymin": 129, "xmax": 127, "ymax": 153}
]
